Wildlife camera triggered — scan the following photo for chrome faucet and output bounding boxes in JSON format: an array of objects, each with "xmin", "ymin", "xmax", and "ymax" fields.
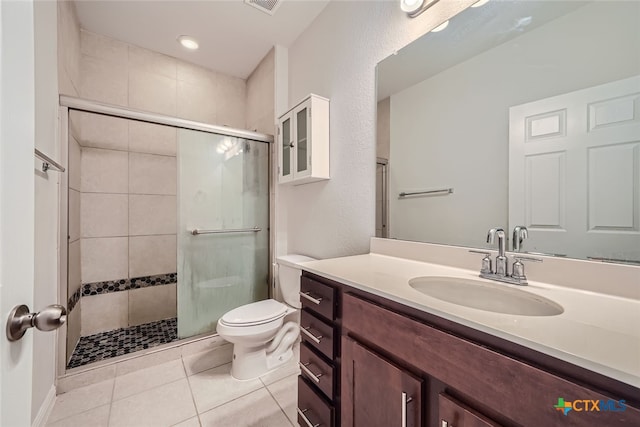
[
  {"xmin": 470, "ymin": 227, "xmax": 542, "ymax": 285},
  {"xmin": 487, "ymin": 228, "xmax": 507, "ymax": 276},
  {"xmin": 512, "ymin": 226, "xmax": 528, "ymax": 252}
]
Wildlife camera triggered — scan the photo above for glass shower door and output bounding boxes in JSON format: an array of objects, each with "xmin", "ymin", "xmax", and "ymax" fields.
[{"xmin": 177, "ymin": 130, "xmax": 269, "ymax": 338}]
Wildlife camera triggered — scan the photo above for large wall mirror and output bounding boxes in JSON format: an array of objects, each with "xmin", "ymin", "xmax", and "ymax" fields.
[{"xmin": 376, "ymin": 0, "xmax": 640, "ymax": 264}]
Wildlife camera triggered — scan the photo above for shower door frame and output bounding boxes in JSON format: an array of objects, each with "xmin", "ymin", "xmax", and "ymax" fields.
[{"xmin": 56, "ymin": 95, "xmax": 274, "ymax": 378}]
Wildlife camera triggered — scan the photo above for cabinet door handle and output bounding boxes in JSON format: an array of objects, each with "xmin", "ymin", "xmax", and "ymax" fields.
[
  {"xmin": 401, "ymin": 392, "xmax": 413, "ymax": 427},
  {"xmin": 299, "ymin": 362, "xmax": 323, "ymax": 383},
  {"xmin": 289, "ymin": 142, "xmax": 295, "ymax": 148},
  {"xmin": 297, "ymin": 408, "xmax": 321, "ymax": 427},
  {"xmin": 441, "ymin": 420, "xmax": 449, "ymax": 427},
  {"xmin": 299, "ymin": 291, "xmax": 323, "ymax": 305},
  {"xmin": 300, "ymin": 325, "xmax": 323, "ymax": 344}
]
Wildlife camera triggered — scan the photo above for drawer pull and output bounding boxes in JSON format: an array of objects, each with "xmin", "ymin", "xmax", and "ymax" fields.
[
  {"xmin": 298, "ymin": 408, "xmax": 322, "ymax": 427},
  {"xmin": 402, "ymin": 392, "xmax": 413, "ymax": 427},
  {"xmin": 300, "ymin": 291, "xmax": 323, "ymax": 305},
  {"xmin": 299, "ymin": 362, "xmax": 323, "ymax": 383},
  {"xmin": 300, "ymin": 325, "xmax": 323, "ymax": 344}
]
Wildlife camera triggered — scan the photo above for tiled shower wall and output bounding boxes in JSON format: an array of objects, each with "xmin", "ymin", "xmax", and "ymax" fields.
[
  {"xmin": 71, "ymin": 110, "xmax": 178, "ymax": 337},
  {"xmin": 58, "ymin": 0, "xmax": 83, "ymax": 360},
  {"xmin": 58, "ymin": 0, "xmax": 277, "ymax": 361}
]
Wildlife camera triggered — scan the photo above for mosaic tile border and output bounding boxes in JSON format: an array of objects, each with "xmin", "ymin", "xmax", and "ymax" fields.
[
  {"xmin": 67, "ymin": 317, "xmax": 178, "ymax": 369},
  {"xmin": 82, "ymin": 272, "xmax": 177, "ymax": 297},
  {"xmin": 67, "ymin": 287, "xmax": 81, "ymax": 312}
]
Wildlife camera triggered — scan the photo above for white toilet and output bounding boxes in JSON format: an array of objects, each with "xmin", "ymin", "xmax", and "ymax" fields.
[{"xmin": 216, "ymin": 254, "xmax": 315, "ymax": 380}]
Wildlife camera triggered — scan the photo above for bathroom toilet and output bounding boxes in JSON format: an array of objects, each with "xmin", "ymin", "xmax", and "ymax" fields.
[{"xmin": 216, "ymin": 254, "xmax": 315, "ymax": 380}]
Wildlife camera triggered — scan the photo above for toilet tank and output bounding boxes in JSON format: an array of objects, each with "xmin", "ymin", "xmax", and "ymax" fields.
[{"xmin": 276, "ymin": 255, "xmax": 316, "ymax": 308}]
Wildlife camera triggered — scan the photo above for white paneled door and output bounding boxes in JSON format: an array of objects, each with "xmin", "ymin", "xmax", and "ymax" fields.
[
  {"xmin": 0, "ymin": 0, "xmax": 37, "ymax": 425},
  {"xmin": 509, "ymin": 76, "xmax": 640, "ymax": 262}
]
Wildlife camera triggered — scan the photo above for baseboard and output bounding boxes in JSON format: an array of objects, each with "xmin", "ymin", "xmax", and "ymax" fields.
[{"xmin": 32, "ymin": 385, "xmax": 56, "ymax": 427}]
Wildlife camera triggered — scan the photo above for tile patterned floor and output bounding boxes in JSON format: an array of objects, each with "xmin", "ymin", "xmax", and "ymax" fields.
[
  {"xmin": 49, "ymin": 345, "xmax": 300, "ymax": 427},
  {"xmin": 67, "ymin": 318, "xmax": 178, "ymax": 369}
]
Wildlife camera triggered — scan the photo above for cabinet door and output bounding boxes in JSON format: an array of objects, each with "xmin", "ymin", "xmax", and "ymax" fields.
[
  {"xmin": 439, "ymin": 394, "xmax": 502, "ymax": 427},
  {"xmin": 342, "ymin": 337, "xmax": 422, "ymax": 427},
  {"xmin": 293, "ymin": 101, "xmax": 311, "ymax": 179},
  {"xmin": 279, "ymin": 112, "xmax": 294, "ymax": 182}
]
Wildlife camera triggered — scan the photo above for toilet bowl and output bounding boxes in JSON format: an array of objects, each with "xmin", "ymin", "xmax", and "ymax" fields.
[{"xmin": 216, "ymin": 254, "xmax": 316, "ymax": 380}]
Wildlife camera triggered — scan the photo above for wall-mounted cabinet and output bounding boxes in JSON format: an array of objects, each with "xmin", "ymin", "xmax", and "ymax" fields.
[{"xmin": 278, "ymin": 94, "xmax": 329, "ymax": 185}]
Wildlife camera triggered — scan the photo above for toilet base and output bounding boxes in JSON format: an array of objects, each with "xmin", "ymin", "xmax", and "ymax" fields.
[{"xmin": 231, "ymin": 345, "xmax": 294, "ymax": 380}]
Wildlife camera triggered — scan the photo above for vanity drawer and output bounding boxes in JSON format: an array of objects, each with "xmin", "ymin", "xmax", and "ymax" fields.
[
  {"xmin": 298, "ymin": 375, "xmax": 334, "ymax": 427},
  {"xmin": 300, "ymin": 309, "xmax": 335, "ymax": 360},
  {"xmin": 301, "ymin": 276, "xmax": 337, "ymax": 321},
  {"xmin": 300, "ymin": 342, "xmax": 335, "ymax": 400}
]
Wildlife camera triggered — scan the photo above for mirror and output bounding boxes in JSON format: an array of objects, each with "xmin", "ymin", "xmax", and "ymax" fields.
[{"xmin": 376, "ymin": 0, "xmax": 640, "ymax": 264}]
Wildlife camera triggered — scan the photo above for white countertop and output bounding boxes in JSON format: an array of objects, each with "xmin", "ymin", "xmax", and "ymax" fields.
[{"xmin": 299, "ymin": 253, "xmax": 640, "ymax": 389}]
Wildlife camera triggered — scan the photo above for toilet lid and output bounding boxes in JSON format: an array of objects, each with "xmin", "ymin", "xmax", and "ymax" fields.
[{"xmin": 219, "ymin": 299, "xmax": 288, "ymax": 327}]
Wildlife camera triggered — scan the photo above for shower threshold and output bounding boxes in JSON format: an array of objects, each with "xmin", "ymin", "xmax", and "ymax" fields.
[{"xmin": 67, "ymin": 318, "xmax": 178, "ymax": 369}]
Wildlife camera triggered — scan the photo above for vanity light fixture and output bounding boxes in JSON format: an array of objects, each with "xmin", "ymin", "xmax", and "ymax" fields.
[
  {"xmin": 177, "ymin": 35, "xmax": 199, "ymax": 50},
  {"xmin": 401, "ymin": 0, "xmax": 440, "ymax": 18},
  {"xmin": 431, "ymin": 20, "xmax": 449, "ymax": 32},
  {"xmin": 471, "ymin": 0, "xmax": 490, "ymax": 8}
]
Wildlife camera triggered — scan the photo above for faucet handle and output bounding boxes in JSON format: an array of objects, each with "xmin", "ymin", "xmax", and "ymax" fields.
[
  {"xmin": 469, "ymin": 250, "xmax": 493, "ymax": 274},
  {"xmin": 512, "ymin": 255, "xmax": 542, "ymax": 263},
  {"xmin": 510, "ymin": 255, "xmax": 542, "ymax": 282}
]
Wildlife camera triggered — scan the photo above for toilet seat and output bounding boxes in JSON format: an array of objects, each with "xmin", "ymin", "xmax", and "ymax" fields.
[{"xmin": 219, "ymin": 299, "xmax": 287, "ymax": 327}]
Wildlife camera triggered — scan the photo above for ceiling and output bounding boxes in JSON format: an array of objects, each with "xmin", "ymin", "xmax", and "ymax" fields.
[{"xmin": 74, "ymin": 0, "xmax": 330, "ymax": 79}]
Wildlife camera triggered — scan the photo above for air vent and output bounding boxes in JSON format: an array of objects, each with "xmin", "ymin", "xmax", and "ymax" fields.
[{"xmin": 244, "ymin": 0, "xmax": 282, "ymax": 16}]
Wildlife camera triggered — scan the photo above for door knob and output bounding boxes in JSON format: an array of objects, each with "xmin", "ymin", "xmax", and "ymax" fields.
[{"xmin": 6, "ymin": 304, "xmax": 67, "ymax": 342}]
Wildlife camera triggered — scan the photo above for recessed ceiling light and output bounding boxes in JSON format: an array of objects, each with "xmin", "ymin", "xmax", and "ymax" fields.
[
  {"xmin": 471, "ymin": 0, "xmax": 490, "ymax": 7},
  {"xmin": 177, "ymin": 35, "xmax": 199, "ymax": 50},
  {"xmin": 431, "ymin": 20, "xmax": 449, "ymax": 32}
]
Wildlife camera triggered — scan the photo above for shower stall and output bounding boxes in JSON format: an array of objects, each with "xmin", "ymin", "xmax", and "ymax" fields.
[{"xmin": 60, "ymin": 97, "xmax": 271, "ymax": 370}]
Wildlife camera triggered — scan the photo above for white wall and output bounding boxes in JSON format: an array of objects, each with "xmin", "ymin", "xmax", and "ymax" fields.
[
  {"xmin": 389, "ymin": 1, "xmax": 640, "ymax": 248},
  {"xmin": 284, "ymin": 0, "xmax": 475, "ymax": 259},
  {"xmin": 33, "ymin": 0, "xmax": 60, "ymax": 423}
]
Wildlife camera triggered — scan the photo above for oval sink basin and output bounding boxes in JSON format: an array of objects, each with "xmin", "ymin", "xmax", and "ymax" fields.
[{"xmin": 409, "ymin": 276, "xmax": 563, "ymax": 316}]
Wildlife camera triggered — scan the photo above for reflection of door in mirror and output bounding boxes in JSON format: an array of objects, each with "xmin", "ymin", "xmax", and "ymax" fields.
[
  {"xmin": 376, "ymin": 159, "xmax": 388, "ymax": 238},
  {"xmin": 509, "ymin": 76, "xmax": 640, "ymax": 264},
  {"xmin": 377, "ymin": 97, "xmax": 391, "ymax": 238}
]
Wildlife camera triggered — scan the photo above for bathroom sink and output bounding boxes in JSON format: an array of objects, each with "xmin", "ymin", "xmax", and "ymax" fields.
[{"xmin": 408, "ymin": 276, "xmax": 563, "ymax": 316}]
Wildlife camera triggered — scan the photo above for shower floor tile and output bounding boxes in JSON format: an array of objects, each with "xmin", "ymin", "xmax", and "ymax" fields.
[{"xmin": 67, "ymin": 318, "xmax": 178, "ymax": 369}]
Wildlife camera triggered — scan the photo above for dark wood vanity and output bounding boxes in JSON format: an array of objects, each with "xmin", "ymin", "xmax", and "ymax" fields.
[{"xmin": 297, "ymin": 271, "xmax": 640, "ymax": 427}]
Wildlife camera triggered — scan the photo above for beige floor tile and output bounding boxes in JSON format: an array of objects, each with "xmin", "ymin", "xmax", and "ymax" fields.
[
  {"xmin": 171, "ymin": 417, "xmax": 201, "ymax": 427},
  {"xmin": 182, "ymin": 344, "xmax": 233, "ymax": 376},
  {"xmin": 187, "ymin": 363, "xmax": 263, "ymax": 414},
  {"xmin": 199, "ymin": 388, "xmax": 292, "ymax": 427},
  {"xmin": 46, "ymin": 404, "xmax": 110, "ymax": 427},
  {"xmin": 109, "ymin": 379, "xmax": 196, "ymax": 427},
  {"xmin": 113, "ymin": 359, "xmax": 186, "ymax": 401},
  {"xmin": 265, "ymin": 374, "xmax": 298, "ymax": 427},
  {"xmin": 48, "ymin": 379, "xmax": 114, "ymax": 423}
]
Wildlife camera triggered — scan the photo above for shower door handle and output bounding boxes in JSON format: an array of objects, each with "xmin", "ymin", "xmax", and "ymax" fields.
[{"xmin": 6, "ymin": 304, "xmax": 67, "ymax": 342}]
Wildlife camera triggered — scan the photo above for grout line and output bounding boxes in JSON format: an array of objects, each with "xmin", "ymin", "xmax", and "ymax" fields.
[
  {"xmin": 263, "ymin": 378, "xmax": 295, "ymax": 426},
  {"xmin": 48, "ymin": 403, "xmax": 112, "ymax": 426},
  {"xmin": 182, "ymin": 356, "xmax": 202, "ymax": 417},
  {"xmin": 111, "ymin": 375, "xmax": 185, "ymax": 404},
  {"xmin": 107, "ymin": 377, "xmax": 116, "ymax": 427}
]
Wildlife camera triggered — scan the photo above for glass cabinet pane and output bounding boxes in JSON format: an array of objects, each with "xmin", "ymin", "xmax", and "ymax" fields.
[
  {"xmin": 296, "ymin": 108, "xmax": 308, "ymax": 173},
  {"xmin": 282, "ymin": 117, "xmax": 291, "ymax": 177}
]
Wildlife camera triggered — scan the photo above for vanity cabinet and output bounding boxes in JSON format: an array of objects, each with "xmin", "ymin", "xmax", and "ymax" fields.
[
  {"xmin": 341, "ymin": 292, "xmax": 640, "ymax": 427},
  {"xmin": 278, "ymin": 94, "xmax": 329, "ymax": 185},
  {"xmin": 298, "ymin": 275, "xmax": 341, "ymax": 427},
  {"xmin": 298, "ymin": 271, "xmax": 640, "ymax": 427},
  {"xmin": 342, "ymin": 336, "xmax": 422, "ymax": 427}
]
